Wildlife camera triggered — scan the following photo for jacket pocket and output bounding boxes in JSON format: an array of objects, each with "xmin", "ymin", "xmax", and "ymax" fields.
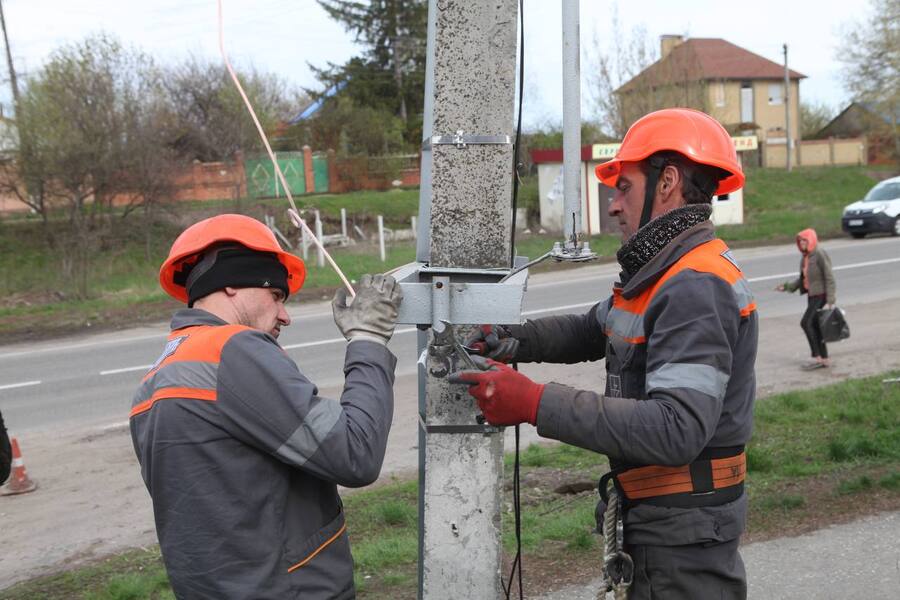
[{"xmin": 286, "ymin": 510, "xmax": 355, "ymax": 598}]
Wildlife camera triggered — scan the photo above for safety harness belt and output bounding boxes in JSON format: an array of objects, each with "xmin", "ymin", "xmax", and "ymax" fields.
[{"xmin": 600, "ymin": 446, "xmax": 746, "ymax": 509}]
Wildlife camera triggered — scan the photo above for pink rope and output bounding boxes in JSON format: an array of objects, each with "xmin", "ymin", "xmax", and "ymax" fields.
[{"xmin": 216, "ymin": 0, "xmax": 355, "ymax": 298}]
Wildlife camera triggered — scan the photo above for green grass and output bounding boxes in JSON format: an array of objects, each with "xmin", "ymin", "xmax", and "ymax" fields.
[
  {"xmin": 4, "ymin": 371, "xmax": 899, "ymax": 599},
  {"xmin": 718, "ymin": 166, "xmax": 879, "ymax": 243},
  {"xmin": 0, "ymin": 165, "xmax": 885, "ymax": 340}
]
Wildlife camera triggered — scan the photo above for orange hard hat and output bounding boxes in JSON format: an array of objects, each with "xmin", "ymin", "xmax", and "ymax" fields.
[
  {"xmin": 159, "ymin": 214, "xmax": 306, "ymax": 303},
  {"xmin": 595, "ymin": 108, "xmax": 745, "ymax": 195}
]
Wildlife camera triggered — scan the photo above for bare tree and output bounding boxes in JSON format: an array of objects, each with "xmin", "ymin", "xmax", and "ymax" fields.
[
  {"xmin": 800, "ymin": 101, "xmax": 836, "ymax": 140},
  {"xmin": 0, "ymin": 34, "xmax": 174, "ymax": 297},
  {"xmin": 837, "ymin": 0, "xmax": 900, "ymax": 162},
  {"xmin": 164, "ymin": 56, "xmax": 297, "ymax": 162},
  {"xmin": 586, "ymin": 12, "xmax": 706, "ymax": 138}
]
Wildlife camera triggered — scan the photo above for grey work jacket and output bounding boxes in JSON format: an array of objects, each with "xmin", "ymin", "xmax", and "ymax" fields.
[
  {"xmin": 511, "ymin": 222, "xmax": 758, "ymax": 546},
  {"xmin": 784, "ymin": 248, "xmax": 836, "ymax": 304},
  {"xmin": 130, "ymin": 309, "xmax": 397, "ymax": 599}
]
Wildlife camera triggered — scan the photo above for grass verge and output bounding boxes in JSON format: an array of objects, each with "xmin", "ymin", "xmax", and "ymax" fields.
[
  {"xmin": 0, "ymin": 166, "xmax": 888, "ymax": 342},
  {"xmin": 3, "ymin": 371, "xmax": 898, "ymax": 599}
]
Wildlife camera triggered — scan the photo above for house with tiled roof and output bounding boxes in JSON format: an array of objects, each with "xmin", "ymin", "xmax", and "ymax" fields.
[{"xmin": 616, "ymin": 36, "xmax": 806, "ymax": 165}]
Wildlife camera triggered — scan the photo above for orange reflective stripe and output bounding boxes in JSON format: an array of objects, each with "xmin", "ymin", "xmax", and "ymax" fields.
[
  {"xmin": 142, "ymin": 324, "xmax": 250, "ymax": 381},
  {"xmin": 616, "ymin": 452, "xmax": 746, "ymax": 500},
  {"xmin": 130, "ymin": 387, "xmax": 217, "ymax": 417},
  {"xmin": 287, "ymin": 523, "xmax": 347, "ymax": 573},
  {"xmin": 740, "ymin": 302, "xmax": 757, "ymax": 318}
]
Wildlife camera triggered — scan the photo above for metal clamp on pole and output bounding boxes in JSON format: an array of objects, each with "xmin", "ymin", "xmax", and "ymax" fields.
[{"xmin": 422, "ymin": 130, "xmax": 512, "ymax": 150}]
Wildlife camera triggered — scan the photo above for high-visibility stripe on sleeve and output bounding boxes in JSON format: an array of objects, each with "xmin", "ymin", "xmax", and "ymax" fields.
[
  {"xmin": 646, "ymin": 362, "xmax": 730, "ymax": 400},
  {"xmin": 731, "ymin": 278, "xmax": 757, "ymax": 317},
  {"xmin": 275, "ymin": 399, "xmax": 344, "ymax": 466}
]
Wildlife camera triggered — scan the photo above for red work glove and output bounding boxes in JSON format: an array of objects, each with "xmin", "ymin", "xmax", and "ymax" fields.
[
  {"xmin": 447, "ymin": 358, "xmax": 545, "ymax": 426},
  {"xmin": 464, "ymin": 325, "xmax": 519, "ymax": 363}
]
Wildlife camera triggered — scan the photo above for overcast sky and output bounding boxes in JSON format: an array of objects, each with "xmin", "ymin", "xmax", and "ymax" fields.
[{"xmin": 0, "ymin": 0, "xmax": 861, "ymax": 131}]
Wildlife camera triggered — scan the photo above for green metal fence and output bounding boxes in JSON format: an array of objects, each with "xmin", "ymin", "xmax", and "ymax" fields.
[{"xmin": 245, "ymin": 152, "xmax": 309, "ymax": 198}]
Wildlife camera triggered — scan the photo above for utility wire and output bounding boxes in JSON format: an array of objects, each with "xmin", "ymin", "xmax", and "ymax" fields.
[
  {"xmin": 217, "ymin": 0, "xmax": 355, "ymax": 298},
  {"xmin": 503, "ymin": 2, "xmax": 526, "ymax": 599}
]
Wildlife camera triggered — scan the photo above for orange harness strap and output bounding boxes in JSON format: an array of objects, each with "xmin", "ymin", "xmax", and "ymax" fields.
[{"xmin": 616, "ymin": 452, "xmax": 746, "ymax": 501}]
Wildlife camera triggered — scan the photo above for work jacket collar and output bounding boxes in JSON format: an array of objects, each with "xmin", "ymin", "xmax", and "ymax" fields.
[
  {"xmin": 618, "ymin": 214, "xmax": 717, "ymax": 300},
  {"xmin": 170, "ymin": 308, "xmax": 229, "ymax": 331}
]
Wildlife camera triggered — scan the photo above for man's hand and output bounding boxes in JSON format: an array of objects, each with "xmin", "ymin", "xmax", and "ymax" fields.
[
  {"xmin": 464, "ymin": 325, "xmax": 519, "ymax": 362},
  {"xmin": 332, "ymin": 274, "xmax": 403, "ymax": 345},
  {"xmin": 447, "ymin": 358, "xmax": 544, "ymax": 426}
]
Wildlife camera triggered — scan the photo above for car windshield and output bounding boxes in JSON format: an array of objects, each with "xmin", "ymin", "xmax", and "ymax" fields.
[{"xmin": 864, "ymin": 182, "xmax": 900, "ymax": 202}]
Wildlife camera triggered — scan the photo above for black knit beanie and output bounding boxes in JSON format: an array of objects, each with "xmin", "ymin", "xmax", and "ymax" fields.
[{"xmin": 176, "ymin": 245, "xmax": 289, "ymax": 307}]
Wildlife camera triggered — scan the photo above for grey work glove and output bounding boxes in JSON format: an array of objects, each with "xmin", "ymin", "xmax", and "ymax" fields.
[
  {"xmin": 332, "ymin": 273, "xmax": 403, "ymax": 345},
  {"xmin": 464, "ymin": 325, "xmax": 519, "ymax": 363}
]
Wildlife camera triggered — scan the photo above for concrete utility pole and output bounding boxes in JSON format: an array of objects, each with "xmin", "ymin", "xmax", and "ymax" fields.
[
  {"xmin": 414, "ymin": 0, "xmax": 518, "ymax": 597},
  {"xmin": 783, "ymin": 43, "xmax": 792, "ymax": 172},
  {"xmin": 562, "ymin": 0, "xmax": 581, "ymax": 241},
  {"xmin": 0, "ymin": 0, "xmax": 20, "ymax": 113}
]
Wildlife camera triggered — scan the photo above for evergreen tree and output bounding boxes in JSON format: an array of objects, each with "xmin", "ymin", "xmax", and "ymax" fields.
[{"xmin": 312, "ymin": 0, "xmax": 427, "ymax": 148}]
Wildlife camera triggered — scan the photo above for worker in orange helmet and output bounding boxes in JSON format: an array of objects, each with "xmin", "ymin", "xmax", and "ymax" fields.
[
  {"xmin": 452, "ymin": 109, "xmax": 757, "ymax": 599},
  {"xmin": 131, "ymin": 214, "xmax": 402, "ymax": 598}
]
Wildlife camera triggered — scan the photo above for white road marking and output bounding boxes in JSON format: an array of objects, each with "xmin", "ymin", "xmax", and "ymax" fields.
[
  {"xmin": 0, "ymin": 333, "xmax": 165, "ymax": 360},
  {"xmin": 0, "ymin": 380, "xmax": 41, "ymax": 391},
  {"xmin": 3, "ymin": 253, "xmax": 898, "ymax": 382},
  {"xmin": 747, "ymin": 256, "xmax": 900, "ymax": 283},
  {"xmin": 100, "ymin": 365, "xmax": 153, "ymax": 376},
  {"xmin": 282, "ymin": 327, "xmax": 418, "ymax": 350}
]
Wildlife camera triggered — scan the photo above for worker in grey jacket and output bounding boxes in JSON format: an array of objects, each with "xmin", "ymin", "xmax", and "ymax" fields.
[
  {"xmin": 776, "ymin": 228, "xmax": 836, "ymax": 369},
  {"xmin": 131, "ymin": 214, "xmax": 402, "ymax": 599},
  {"xmin": 451, "ymin": 109, "xmax": 757, "ymax": 599}
]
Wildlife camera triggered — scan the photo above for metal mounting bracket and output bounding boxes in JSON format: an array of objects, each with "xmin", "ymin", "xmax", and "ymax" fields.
[
  {"xmin": 393, "ymin": 257, "xmax": 529, "ymax": 326},
  {"xmin": 422, "ymin": 130, "xmax": 512, "ymax": 151}
]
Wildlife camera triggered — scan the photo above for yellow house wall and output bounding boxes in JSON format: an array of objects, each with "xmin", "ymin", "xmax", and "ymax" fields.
[
  {"xmin": 707, "ymin": 81, "xmax": 743, "ymax": 125},
  {"xmin": 753, "ymin": 79, "xmax": 800, "ymax": 142},
  {"xmin": 765, "ymin": 137, "xmax": 867, "ymax": 167}
]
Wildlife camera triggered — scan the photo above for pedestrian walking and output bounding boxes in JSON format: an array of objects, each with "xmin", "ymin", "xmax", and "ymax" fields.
[{"xmin": 776, "ymin": 228, "xmax": 836, "ymax": 370}]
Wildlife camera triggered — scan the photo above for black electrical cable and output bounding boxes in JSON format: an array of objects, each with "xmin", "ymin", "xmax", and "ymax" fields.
[
  {"xmin": 508, "ymin": 0, "xmax": 525, "ymax": 271},
  {"xmin": 503, "ymin": 1, "xmax": 525, "ymax": 598}
]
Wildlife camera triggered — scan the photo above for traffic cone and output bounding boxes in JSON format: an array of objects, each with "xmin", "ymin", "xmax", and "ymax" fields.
[{"xmin": 1, "ymin": 437, "xmax": 37, "ymax": 496}]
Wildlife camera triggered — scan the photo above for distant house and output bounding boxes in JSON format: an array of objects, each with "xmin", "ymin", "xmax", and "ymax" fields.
[
  {"xmin": 817, "ymin": 101, "xmax": 899, "ymax": 164},
  {"xmin": 616, "ymin": 36, "xmax": 806, "ymax": 166}
]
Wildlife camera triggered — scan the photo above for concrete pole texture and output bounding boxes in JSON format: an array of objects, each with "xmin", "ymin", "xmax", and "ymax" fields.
[{"xmin": 416, "ymin": 0, "xmax": 519, "ymax": 598}]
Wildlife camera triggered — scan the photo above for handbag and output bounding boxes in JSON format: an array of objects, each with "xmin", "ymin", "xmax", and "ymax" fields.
[{"xmin": 817, "ymin": 306, "xmax": 850, "ymax": 343}]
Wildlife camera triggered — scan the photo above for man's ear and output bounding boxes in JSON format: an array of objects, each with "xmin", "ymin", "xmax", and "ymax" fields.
[
  {"xmin": 223, "ymin": 286, "xmax": 239, "ymax": 297},
  {"xmin": 657, "ymin": 164, "xmax": 683, "ymax": 207}
]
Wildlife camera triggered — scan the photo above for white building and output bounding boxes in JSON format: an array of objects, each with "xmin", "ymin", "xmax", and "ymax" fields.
[{"xmin": 532, "ymin": 136, "xmax": 756, "ymax": 235}]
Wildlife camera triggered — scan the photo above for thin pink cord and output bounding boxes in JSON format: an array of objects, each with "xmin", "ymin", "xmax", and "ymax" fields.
[{"xmin": 216, "ymin": 0, "xmax": 355, "ymax": 298}]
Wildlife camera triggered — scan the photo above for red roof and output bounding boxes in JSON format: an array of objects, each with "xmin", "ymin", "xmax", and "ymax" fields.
[{"xmin": 618, "ymin": 38, "xmax": 806, "ymax": 93}]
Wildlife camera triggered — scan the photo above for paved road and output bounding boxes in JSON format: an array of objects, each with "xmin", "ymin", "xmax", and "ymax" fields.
[
  {"xmin": 535, "ymin": 510, "xmax": 900, "ymax": 600},
  {"xmin": 2, "ymin": 235, "xmax": 899, "ymax": 434}
]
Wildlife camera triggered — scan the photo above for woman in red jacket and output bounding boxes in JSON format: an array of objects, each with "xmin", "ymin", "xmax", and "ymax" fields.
[{"xmin": 777, "ymin": 228, "xmax": 837, "ymax": 370}]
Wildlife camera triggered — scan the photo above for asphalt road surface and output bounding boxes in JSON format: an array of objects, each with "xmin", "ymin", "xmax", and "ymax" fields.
[{"xmin": 2, "ymin": 235, "xmax": 899, "ymax": 434}]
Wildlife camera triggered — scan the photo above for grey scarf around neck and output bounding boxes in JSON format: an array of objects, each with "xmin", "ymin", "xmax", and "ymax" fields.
[{"xmin": 616, "ymin": 203, "xmax": 713, "ymax": 277}]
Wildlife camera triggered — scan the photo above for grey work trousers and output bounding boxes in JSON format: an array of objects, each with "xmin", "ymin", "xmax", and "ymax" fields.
[{"xmin": 626, "ymin": 537, "xmax": 746, "ymax": 600}]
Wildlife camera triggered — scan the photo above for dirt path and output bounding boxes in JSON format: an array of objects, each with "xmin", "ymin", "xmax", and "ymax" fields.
[{"xmin": 1, "ymin": 298, "xmax": 899, "ymax": 590}]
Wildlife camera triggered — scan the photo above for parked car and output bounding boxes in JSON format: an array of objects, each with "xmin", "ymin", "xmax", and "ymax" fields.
[{"xmin": 841, "ymin": 175, "xmax": 900, "ymax": 238}]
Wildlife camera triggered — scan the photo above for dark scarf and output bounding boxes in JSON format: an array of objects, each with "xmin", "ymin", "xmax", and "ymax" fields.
[{"xmin": 616, "ymin": 204, "xmax": 713, "ymax": 277}]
